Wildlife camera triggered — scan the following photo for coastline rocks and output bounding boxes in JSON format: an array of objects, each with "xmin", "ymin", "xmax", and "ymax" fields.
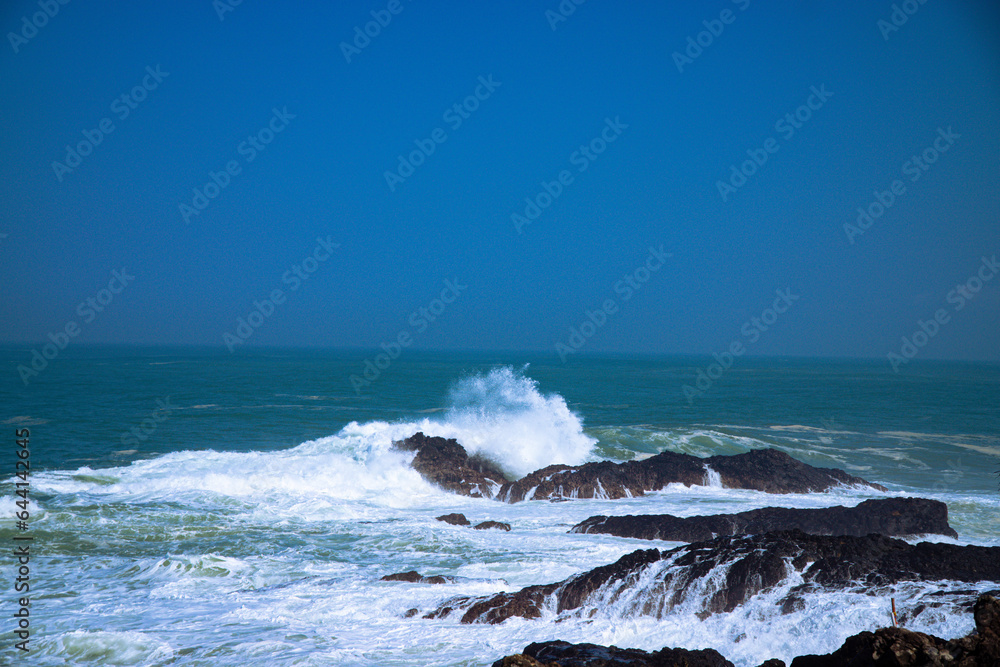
[
  {"xmin": 571, "ymin": 497, "xmax": 958, "ymax": 542},
  {"xmin": 492, "ymin": 641, "xmax": 735, "ymax": 667},
  {"xmin": 488, "ymin": 594, "xmax": 1000, "ymax": 666},
  {"xmin": 394, "ymin": 432, "xmax": 509, "ymax": 498},
  {"xmin": 790, "ymin": 593, "xmax": 1000, "ymax": 666},
  {"xmin": 497, "ymin": 448, "xmax": 885, "ymax": 502},
  {"xmin": 381, "ymin": 571, "xmax": 455, "ymax": 584},
  {"xmin": 394, "ymin": 433, "xmax": 885, "ymax": 502},
  {"xmin": 427, "ymin": 531, "xmax": 1000, "ymax": 624}
]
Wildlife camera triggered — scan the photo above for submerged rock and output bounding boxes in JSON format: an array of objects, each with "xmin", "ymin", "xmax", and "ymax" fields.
[
  {"xmin": 790, "ymin": 593, "xmax": 1000, "ymax": 666},
  {"xmin": 492, "ymin": 640, "xmax": 735, "ymax": 667},
  {"xmin": 427, "ymin": 531, "xmax": 1000, "ymax": 624},
  {"xmin": 381, "ymin": 571, "xmax": 454, "ymax": 584},
  {"xmin": 395, "ymin": 432, "xmax": 884, "ymax": 502},
  {"xmin": 571, "ymin": 497, "xmax": 958, "ymax": 542}
]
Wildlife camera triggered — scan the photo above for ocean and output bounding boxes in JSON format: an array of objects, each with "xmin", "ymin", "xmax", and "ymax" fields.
[{"xmin": 2, "ymin": 347, "xmax": 999, "ymax": 666}]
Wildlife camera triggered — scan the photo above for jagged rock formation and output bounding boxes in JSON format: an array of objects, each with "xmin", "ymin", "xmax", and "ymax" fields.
[
  {"xmin": 571, "ymin": 498, "xmax": 958, "ymax": 542},
  {"xmin": 487, "ymin": 594, "xmax": 1000, "ymax": 667},
  {"xmin": 426, "ymin": 531, "xmax": 1000, "ymax": 624},
  {"xmin": 791, "ymin": 593, "xmax": 1000, "ymax": 666},
  {"xmin": 395, "ymin": 433, "xmax": 509, "ymax": 498},
  {"xmin": 393, "ymin": 433, "xmax": 884, "ymax": 502}
]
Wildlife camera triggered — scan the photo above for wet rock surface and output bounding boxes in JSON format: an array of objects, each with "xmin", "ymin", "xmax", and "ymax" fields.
[
  {"xmin": 394, "ymin": 433, "xmax": 884, "ymax": 502},
  {"xmin": 381, "ymin": 570, "xmax": 454, "ymax": 584},
  {"xmin": 436, "ymin": 513, "xmax": 472, "ymax": 526},
  {"xmin": 394, "ymin": 432, "xmax": 509, "ymax": 498},
  {"xmin": 571, "ymin": 498, "xmax": 958, "ymax": 542},
  {"xmin": 488, "ymin": 595, "xmax": 1000, "ymax": 667},
  {"xmin": 492, "ymin": 640, "xmax": 736, "ymax": 667},
  {"xmin": 474, "ymin": 520, "xmax": 512, "ymax": 531},
  {"xmin": 790, "ymin": 593, "xmax": 1000, "ymax": 667},
  {"xmin": 428, "ymin": 531, "xmax": 1000, "ymax": 624}
]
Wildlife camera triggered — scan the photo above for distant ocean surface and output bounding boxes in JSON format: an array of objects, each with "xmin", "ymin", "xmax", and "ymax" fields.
[{"xmin": 2, "ymin": 347, "xmax": 999, "ymax": 666}]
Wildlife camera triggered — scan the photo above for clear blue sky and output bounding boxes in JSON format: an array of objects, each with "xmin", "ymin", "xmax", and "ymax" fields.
[{"xmin": 1, "ymin": 1, "xmax": 998, "ymax": 360}]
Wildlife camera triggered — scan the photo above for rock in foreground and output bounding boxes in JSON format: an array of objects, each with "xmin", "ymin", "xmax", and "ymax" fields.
[
  {"xmin": 488, "ymin": 594, "xmax": 1000, "ymax": 667},
  {"xmin": 791, "ymin": 593, "xmax": 1000, "ymax": 666},
  {"xmin": 571, "ymin": 497, "xmax": 958, "ymax": 542},
  {"xmin": 492, "ymin": 640, "xmax": 735, "ymax": 667},
  {"xmin": 427, "ymin": 531, "xmax": 1000, "ymax": 624},
  {"xmin": 393, "ymin": 433, "xmax": 885, "ymax": 502}
]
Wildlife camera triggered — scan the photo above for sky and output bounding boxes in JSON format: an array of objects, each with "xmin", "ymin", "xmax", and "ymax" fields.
[{"xmin": 1, "ymin": 0, "xmax": 998, "ymax": 361}]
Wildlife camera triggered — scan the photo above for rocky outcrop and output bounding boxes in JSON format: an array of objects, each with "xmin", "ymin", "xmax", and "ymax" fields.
[
  {"xmin": 790, "ymin": 593, "xmax": 1000, "ymax": 666},
  {"xmin": 394, "ymin": 433, "xmax": 509, "ymax": 498},
  {"xmin": 426, "ymin": 531, "xmax": 1000, "ymax": 624},
  {"xmin": 437, "ymin": 513, "xmax": 472, "ymax": 526},
  {"xmin": 474, "ymin": 521, "xmax": 511, "ymax": 531},
  {"xmin": 394, "ymin": 433, "xmax": 884, "ymax": 502},
  {"xmin": 434, "ymin": 513, "xmax": 511, "ymax": 530},
  {"xmin": 381, "ymin": 570, "xmax": 454, "ymax": 584},
  {"xmin": 492, "ymin": 640, "xmax": 735, "ymax": 667},
  {"xmin": 571, "ymin": 498, "xmax": 958, "ymax": 542}
]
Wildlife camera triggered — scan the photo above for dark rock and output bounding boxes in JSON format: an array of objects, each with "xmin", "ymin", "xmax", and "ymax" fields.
[
  {"xmin": 474, "ymin": 521, "xmax": 511, "ymax": 531},
  {"xmin": 571, "ymin": 498, "xmax": 958, "ymax": 542},
  {"xmin": 436, "ymin": 513, "xmax": 471, "ymax": 526},
  {"xmin": 428, "ymin": 531, "xmax": 1000, "ymax": 624},
  {"xmin": 381, "ymin": 571, "xmax": 454, "ymax": 584},
  {"xmin": 394, "ymin": 432, "xmax": 509, "ymax": 498},
  {"xmin": 403, "ymin": 608, "xmax": 419, "ymax": 618},
  {"xmin": 490, "ymin": 640, "xmax": 734, "ymax": 667},
  {"xmin": 492, "ymin": 655, "xmax": 554, "ymax": 667},
  {"xmin": 790, "ymin": 593, "xmax": 1000, "ymax": 667},
  {"xmin": 397, "ymin": 432, "xmax": 884, "ymax": 502},
  {"xmin": 757, "ymin": 661, "xmax": 786, "ymax": 667}
]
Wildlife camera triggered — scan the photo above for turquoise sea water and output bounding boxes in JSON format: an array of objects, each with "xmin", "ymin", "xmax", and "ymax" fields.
[{"xmin": 2, "ymin": 347, "xmax": 999, "ymax": 665}]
